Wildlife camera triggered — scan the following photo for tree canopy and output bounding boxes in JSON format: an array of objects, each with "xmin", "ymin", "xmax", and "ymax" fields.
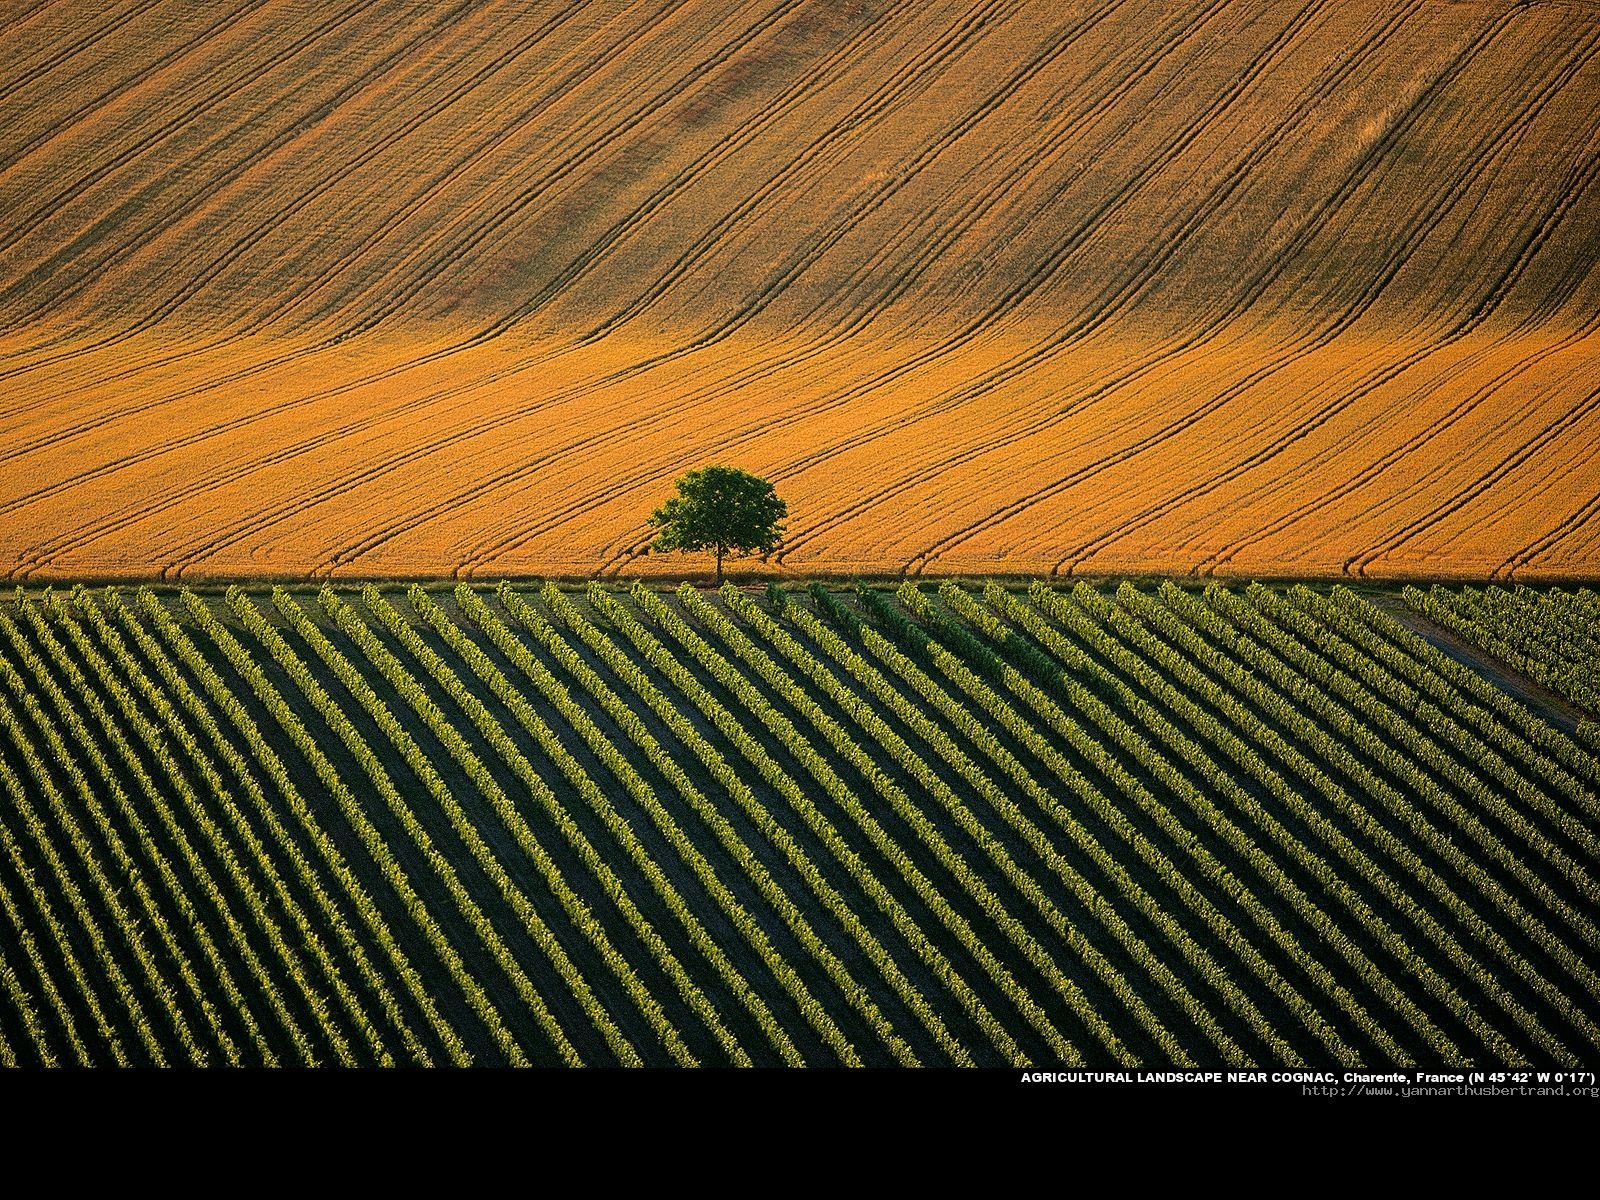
[{"xmin": 647, "ymin": 466, "xmax": 787, "ymax": 584}]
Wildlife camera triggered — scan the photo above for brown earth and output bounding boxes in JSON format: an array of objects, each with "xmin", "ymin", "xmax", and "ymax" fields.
[{"xmin": 1, "ymin": 0, "xmax": 1597, "ymax": 583}]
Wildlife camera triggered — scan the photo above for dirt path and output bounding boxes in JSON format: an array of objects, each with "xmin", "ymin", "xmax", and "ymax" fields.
[{"xmin": 1369, "ymin": 593, "xmax": 1589, "ymax": 736}]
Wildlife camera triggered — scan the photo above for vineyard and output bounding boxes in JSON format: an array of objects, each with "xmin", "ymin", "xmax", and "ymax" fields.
[
  {"xmin": 0, "ymin": 578, "xmax": 1596, "ymax": 1068},
  {"xmin": 2, "ymin": 0, "xmax": 1600, "ymax": 582},
  {"xmin": 1406, "ymin": 584, "xmax": 1600, "ymax": 719}
]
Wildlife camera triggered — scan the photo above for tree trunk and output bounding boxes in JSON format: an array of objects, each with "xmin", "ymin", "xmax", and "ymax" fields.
[{"xmin": 715, "ymin": 545, "xmax": 724, "ymax": 586}]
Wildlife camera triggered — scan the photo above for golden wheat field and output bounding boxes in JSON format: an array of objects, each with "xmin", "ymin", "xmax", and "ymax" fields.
[{"xmin": 1, "ymin": 0, "xmax": 1597, "ymax": 583}]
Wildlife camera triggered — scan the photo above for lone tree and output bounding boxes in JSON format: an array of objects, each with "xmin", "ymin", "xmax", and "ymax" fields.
[{"xmin": 648, "ymin": 465, "xmax": 787, "ymax": 585}]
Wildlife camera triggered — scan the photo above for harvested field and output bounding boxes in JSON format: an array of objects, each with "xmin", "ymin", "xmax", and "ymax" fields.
[{"xmin": 2, "ymin": 0, "xmax": 1599, "ymax": 582}]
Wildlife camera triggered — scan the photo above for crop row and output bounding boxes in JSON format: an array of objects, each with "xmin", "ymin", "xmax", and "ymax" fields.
[
  {"xmin": 523, "ymin": 583, "xmax": 947, "ymax": 1065},
  {"xmin": 1406, "ymin": 585, "xmax": 1600, "ymax": 727},
  {"xmin": 0, "ymin": 579, "xmax": 1595, "ymax": 1067}
]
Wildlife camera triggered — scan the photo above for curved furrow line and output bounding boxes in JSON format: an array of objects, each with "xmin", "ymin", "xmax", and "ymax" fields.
[
  {"xmin": 0, "ymin": 0, "xmax": 168, "ymax": 109},
  {"xmin": 1498, "ymin": 432, "xmax": 1600, "ymax": 574},
  {"xmin": 5, "ymin": 357, "xmax": 539, "ymax": 574},
  {"xmin": 145, "ymin": 358, "xmax": 770, "ymax": 580},
  {"xmin": 152, "ymin": 0, "xmax": 1182, "ymax": 576},
  {"xmin": 754, "ymin": 1, "xmax": 1428, "ymax": 531},
  {"xmin": 901, "ymin": 6, "xmax": 1573, "ymax": 574},
  {"xmin": 1365, "ymin": 377, "xmax": 1600, "ymax": 577},
  {"xmin": 0, "ymin": 325, "xmax": 592, "ymax": 537},
  {"xmin": 892, "ymin": 7, "xmax": 1549, "ymax": 570},
  {"xmin": 688, "ymin": 0, "xmax": 1202, "ymax": 353},
  {"xmin": 1186, "ymin": 114, "xmax": 1600, "ymax": 574},
  {"xmin": 179, "ymin": 0, "xmax": 868, "ymax": 343},
  {"xmin": 0, "ymin": 327, "xmax": 310, "ymax": 416},
  {"xmin": 0, "ymin": 1, "xmax": 790, "ymax": 437},
  {"xmin": 781, "ymin": 0, "xmax": 1391, "ymax": 417},
  {"xmin": 299, "ymin": 0, "xmax": 1098, "ymax": 362},
  {"xmin": 600, "ymin": 0, "xmax": 1261, "ymax": 455},
  {"xmin": 67, "ymin": 0, "xmax": 591, "ymax": 315},
  {"xmin": 1233, "ymin": 328, "xmax": 1600, "ymax": 576},
  {"xmin": 0, "ymin": 319, "xmax": 181, "ymax": 392},
  {"xmin": 1200, "ymin": 87, "xmax": 1600, "ymax": 570},
  {"xmin": 3, "ymin": 1, "xmax": 1593, "ymax": 584},
  {"xmin": 288, "ymin": 0, "xmax": 813, "ymax": 338},
  {"xmin": 138, "ymin": 341, "xmax": 793, "ymax": 579},
  {"xmin": 0, "ymin": 0, "xmax": 75, "ymax": 38},
  {"xmin": 64, "ymin": 0, "xmax": 681, "ymax": 342},
  {"xmin": 483, "ymin": 79, "xmax": 1325, "ymax": 572},
  {"xmin": 0, "ymin": 305, "xmax": 313, "ymax": 403},
  {"xmin": 1274, "ymin": 312, "xmax": 1600, "ymax": 576},
  {"xmin": 0, "ymin": 4, "xmax": 433, "ymax": 377},
  {"xmin": 868, "ymin": 0, "xmax": 1505, "ymax": 395},
  {"xmin": 109, "ymin": 1, "xmax": 1011, "ymax": 569},
  {"xmin": 0, "ymin": 0, "xmax": 271, "ymax": 181},
  {"xmin": 0, "ymin": 0, "xmax": 497, "ymax": 344},
  {"xmin": 1517, "ymin": 183, "xmax": 1600, "ymax": 329},
  {"xmin": 447, "ymin": 0, "xmax": 1210, "ymax": 569},
  {"xmin": 1, "ymin": 0, "xmax": 1226, "ymax": 549},
  {"xmin": 889, "ymin": 0, "xmax": 1344, "ymax": 336},
  {"xmin": 0, "ymin": 311, "xmax": 205, "ymax": 387},
  {"xmin": 1325, "ymin": 341, "xmax": 1600, "ymax": 565},
  {"xmin": 1200, "ymin": 73, "xmax": 1600, "ymax": 562},
  {"xmin": 1035, "ymin": 301, "xmax": 1546, "ymax": 579},
  {"xmin": 0, "ymin": 333, "xmax": 363, "ymax": 466},
  {"xmin": 0, "ymin": 4, "xmax": 1446, "ymax": 585},
  {"xmin": 153, "ymin": 0, "xmax": 705, "ymax": 336},
  {"xmin": 0, "ymin": 0, "xmax": 594, "ymax": 418},
  {"xmin": 0, "ymin": 314, "xmax": 106, "ymax": 366},
  {"xmin": 488, "ymin": 0, "xmax": 1133, "ymax": 343},
  {"xmin": 767, "ymin": 0, "xmax": 1425, "ymax": 561},
  {"xmin": 1344, "ymin": 346, "xmax": 1600, "ymax": 573},
  {"xmin": 331, "ymin": 0, "xmax": 1263, "ymax": 572},
  {"xmin": 239, "ymin": 0, "xmax": 748, "ymax": 331},
  {"xmin": 0, "ymin": 0, "xmax": 654, "ymax": 386},
  {"xmin": 540, "ymin": 0, "xmax": 1225, "ymax": 408},
  {"xmin": 0, "ymin": 0, "xmax": 659, "ymax": 398},
  {"xmin": 524, "ymin": 0, "xmax": 1210, "ymax": 390},
  {"xmin": 465, "ymin": 0, "xmax": 1017, "ymax": 340},
  {"xmin": 0, "ymin": 0, "xmax": 597, "ymax": 411},
  {"xmin": 556, "ymin": 0, "xmax": 1242, "ymax": 352},
  {"xmin": 0, "ymin": 0, "xmax": 388, "ymax": 307}
]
